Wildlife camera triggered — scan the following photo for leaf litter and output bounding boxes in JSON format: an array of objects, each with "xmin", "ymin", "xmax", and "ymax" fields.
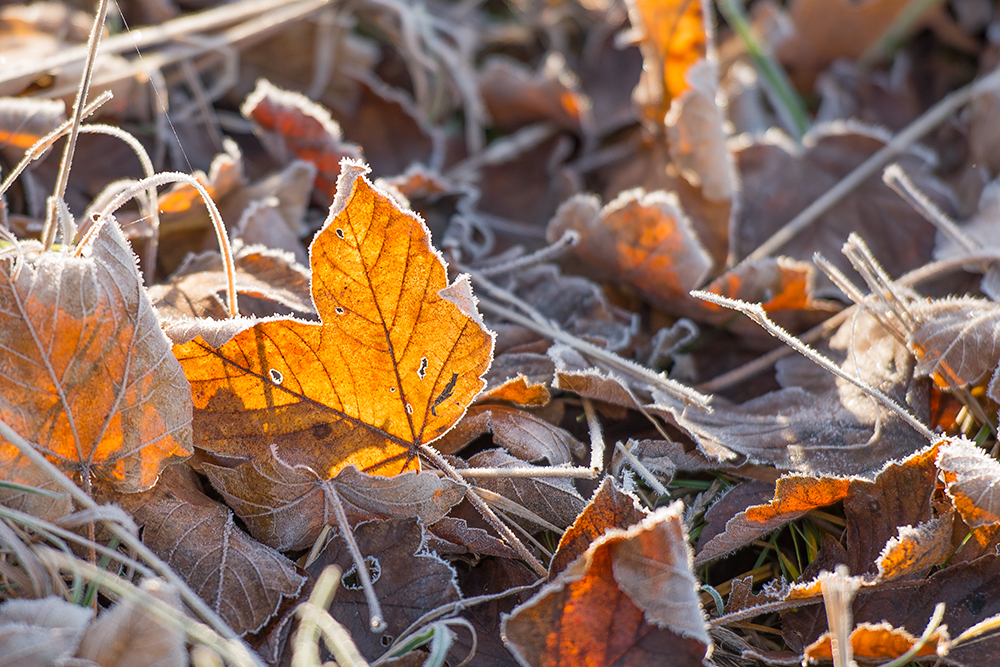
[{"xmin": 8, "ymin": 0, "xmax": 1000, "ymax": 666}]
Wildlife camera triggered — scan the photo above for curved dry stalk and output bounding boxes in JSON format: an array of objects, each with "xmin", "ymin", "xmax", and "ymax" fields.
[
  {"xmin": 39, "ymin": 548, "xmax": 259, "ymax": 667},
  {"xmin": 883, "ymin": 164, "xmax": 976, "ymax": 253},
  {"xmin": 0, "ymin": 91, "xmax": 113, "ymax": 202},
  {"xmin": 42, "ymin": 0, "xmax": 111, "ymax": 250},
  {"xmin": 89, "ymin": 171, "xmax": 238, "ymax": 317},
  {"xmin": 293, "ymin": 566, "xmax": 370, "ymax": 667},
  {"xmin": 77, "ymin": 124, "xmax": 161, "ymax": 282}
]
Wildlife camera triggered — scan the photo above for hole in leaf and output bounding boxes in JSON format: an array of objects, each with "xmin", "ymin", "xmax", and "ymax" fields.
[
  {"xmin": 335, "ymin": 306, "xmax": 345, "ymax": 315},
  {"xmin": 380, "ymin": 634, "xmax": 394, "ymax": 646},
  {"xmin": 342, "ymin": 555, "xmax": 381, "ymax": 590},
  {"xmin": 417, "ymin": 357, "xmax": 428, "ymax": 379},
  {"xmin": 336, "ymin": 228, "xmax": 345, "ymax": 239},
  {"xmin": 269, "ymin": 368, "xmax": 283, "ymax": 384}
]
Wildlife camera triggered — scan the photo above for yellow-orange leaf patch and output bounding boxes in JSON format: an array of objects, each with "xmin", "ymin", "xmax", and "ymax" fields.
[{"xmin": 173, "ymin": 159, "xmax": 494, "ymax": 478}]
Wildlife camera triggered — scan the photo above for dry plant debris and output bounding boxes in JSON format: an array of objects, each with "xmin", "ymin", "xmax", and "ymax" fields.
[{"xmin": 7, "ymin": 0, "xmax": 1000, "ymax": 666}]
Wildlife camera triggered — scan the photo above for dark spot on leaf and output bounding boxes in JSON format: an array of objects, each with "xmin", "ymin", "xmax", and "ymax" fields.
[
  {"xmin": 966, "ymin": 590, "xmax": 987, "ymax": 616},
  {"xmin": 431, "ymin": 373, "xmax": 458, "ymax": 417},
  {"xmin": 312, "ymin": 423, "xmax": 332, "ymax": 440}
]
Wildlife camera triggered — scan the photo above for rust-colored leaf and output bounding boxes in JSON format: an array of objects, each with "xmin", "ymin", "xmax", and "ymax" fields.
[
  {"xmin": 203, "ymin": 447, "xmax": 465, "ymax": 551},
  {"xmin": 550, "ymin": 477, "xmax": 649, "ymax": 577},
  {"xmin": 939, "ymin": 436, "xmax": 1000, "ymax": 528},
  {"xmin": 0, "ymin": 218, "xmax": 192, "ymax": 494},
  {"xmin": 547, "ymin": 189, "xmax": 713, "ymax": 309},
  {"xmin": 502, "ymin": 503, "xmax": 711, "ymax": 667},
  {"xmin": 696, "ymin": 475, "xmax": 851, "ymax": 565},
  {"xmin": 173, "ymin": 159, "xmax": 494, "ymax": 478},
  {"xmin": 241, "ymin": 79, "xmax": 363, "ymax": 205},
  {"xmin": 804, "ymin": 622, "xmax": 947, "ymax": 662},
  {"xmin": 624, "ymin": 0, "xmax": 708, "ymax": 125}
]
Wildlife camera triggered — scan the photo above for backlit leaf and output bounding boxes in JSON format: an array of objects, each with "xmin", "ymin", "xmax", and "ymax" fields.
[
  {"xmin": 0, "ymin": 218, "xmax": 192, "ymax": 494},
  {"xmin": 173, "ymin": 159, "xmax": 494, "ymax": 478},
  {"xmin": 939, "ymin": 436, "xmax": 1000, "ymax": 528}
]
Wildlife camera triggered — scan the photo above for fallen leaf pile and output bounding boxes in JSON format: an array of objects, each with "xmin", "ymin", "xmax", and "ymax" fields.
[{"xmin": 6, "ymin": 0, "xmax": 1000, "ymax": 665}]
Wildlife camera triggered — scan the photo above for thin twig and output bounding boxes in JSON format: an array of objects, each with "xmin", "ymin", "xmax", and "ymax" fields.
[
  {"xmin": 326, "ymin": 484, "xmax": 386, "ymax": 633},
  {"xmin": 883, "ymin": 163, "xmax": 977, "ymax": 253},
  {"xmin": 691, "ymin": 291, "xmax": 937, "ymax": 441},
  {"xmin": 582, "ymin": 397, "xmax": 606, "ymax": 473},
  {"xmin": 420, "ymin": 444, "xmax": 546, "ymax": 576},
  {"xmin": 614, "ymin": 441, "xmax": 668, "ymax": 496}
]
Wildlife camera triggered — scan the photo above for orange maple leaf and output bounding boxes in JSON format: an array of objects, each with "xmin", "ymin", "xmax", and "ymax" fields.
[{"xmin": 173, "ymin": 159, "xmax": 494, "ymax": 478}]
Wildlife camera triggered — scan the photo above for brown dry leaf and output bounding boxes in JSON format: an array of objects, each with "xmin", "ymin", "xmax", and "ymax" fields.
[
  {"xmin": 241, "ymin": 79, "xmax": 363, "ymax": 206},
  {"xmin": 549, "ymin": 477, "xmax": 649, "ymax": 577},
  {"xmin": 425, "ymin": 516, "xmax": 521, "ymax": 559},
  {"xmin": 502, "ymin": 503, "xmax": 711, "ymax": 667},
  {"xmin": 905, "ymin": 298, "xmax": 1000, "ymax": 402},
  {"xmin": 803, "ymin": 622, "xmax": 947, "ymax": 663},
  {"xmin": 305, "ymin": 518, "xmax": 460, "ymax": 662},
  {"xmin": 0, "ymin": 97, "xmax": 64, "ymax": 160},
  {"xmin": 0, "ymin": 596, "xmax": 92, "ymax": 665},
  {"xmin": 734, "ymin": 124, "xmax": 952, "ymax": 292},
  {"xmin": 479, "ymin": 53, "xmax": 591, "ymax": 133},
  {"xmin": 469, "ymin": 449, "xmax": 586, "ymax": 529},
  {"xmin": 202, "ymin": 447, "xmax": 465, "ymax": 551},
  {"xmin": 624, "ymin": 0, "xmax": 708, "ymax": 126},
  {"xmin": 433, "ymin": 405, "xmax": 581, "ymax": 464},
  {"xmin": 778, "ymin": 0, "xmax": 930, "ymax": 90},
  {"xmin": 173, "ymin": 159, "xmax": 494, "ymax": 478},
  {"xmin": 547, "ymin": 189, "xmax": 713, "ymax": 309},
  {"xmin": 651, "ymin": 308, "xmax": 930, "ymax": 475},
  {"xmin": 0, "ymin": 218, "xmax": 192, "ymax": 495},
  {"xmin": 75, "ymin": 579, "xmax": 186, "ymax": 667},
  {"xmin": 938, "ymin": 437, "xmax": 1000, "ymax": 528},
  {"xmin": 326, "ymin": 72, "xmax": 445, "ymax": 179},
  {"xmin": 110, "ymin": 464, "xmax": 305, "ymax": 637},
  {"xmin": 148, "ymin": 243, "xmax": 315, "ymax": 321}
]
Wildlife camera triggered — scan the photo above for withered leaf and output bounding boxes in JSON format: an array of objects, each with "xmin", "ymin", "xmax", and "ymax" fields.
[
  {"xmin": 469, "ymin": 449, "xmax": 586, "ymax": 530},
  {"xmin": 906, "ymin": 298, "xmax": 1000, "ymax": 402},
  {"xmin": 0, "ymin": 218, "xmax": 192, "ymax": 495},
  {"xmin": 550, "ymin": 477, "xmax": 649, "ymax": 577},
  {"xmin": 148, "ymin": 243, "xmax": 315, "ymax": 321},
  {"xmin": 111, "ymin": 465, "xmax": 305, "ymax": 636},
  {"xmin": 305, "ymin": 518, "xmax": 460, "ymax": 662},
  {"xmin": 875, "ymin": 515, "xmax": 953, "ymax": 582},
  {"xmin": 203, "ymin": 448, "xmax": 465, "ymax": 551},
  {"xmin": 804, "ymin": 622, "xmax": 947, "ymax": 663},
  {"xmin": 939, "ymin": 437, "xmax": 1000, "ymax": 528},
  {"xmin": 433, "ymin": 405, "xmax": 581, "ymax": 464},
  {"xmin": 479, "ymin": 54, "xmax": 590, "ymax": 133},
  {"xmin": 241, "ymin": 79, "xmax": 363, "ymax": 206},
  {"xmin": 502, "ymin": 503, "xmax": 711, "ymax": 667},
  {"xmin": 426, "ymin": 516, "xmax": 521, "ymax": 559},
  {"xmin": 547, "ymin": 189, "xmax": 713, "ymax": 310},
  {"xmin": 173, "ymin": 159, "xmax": 494, "ymax": 478}
]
